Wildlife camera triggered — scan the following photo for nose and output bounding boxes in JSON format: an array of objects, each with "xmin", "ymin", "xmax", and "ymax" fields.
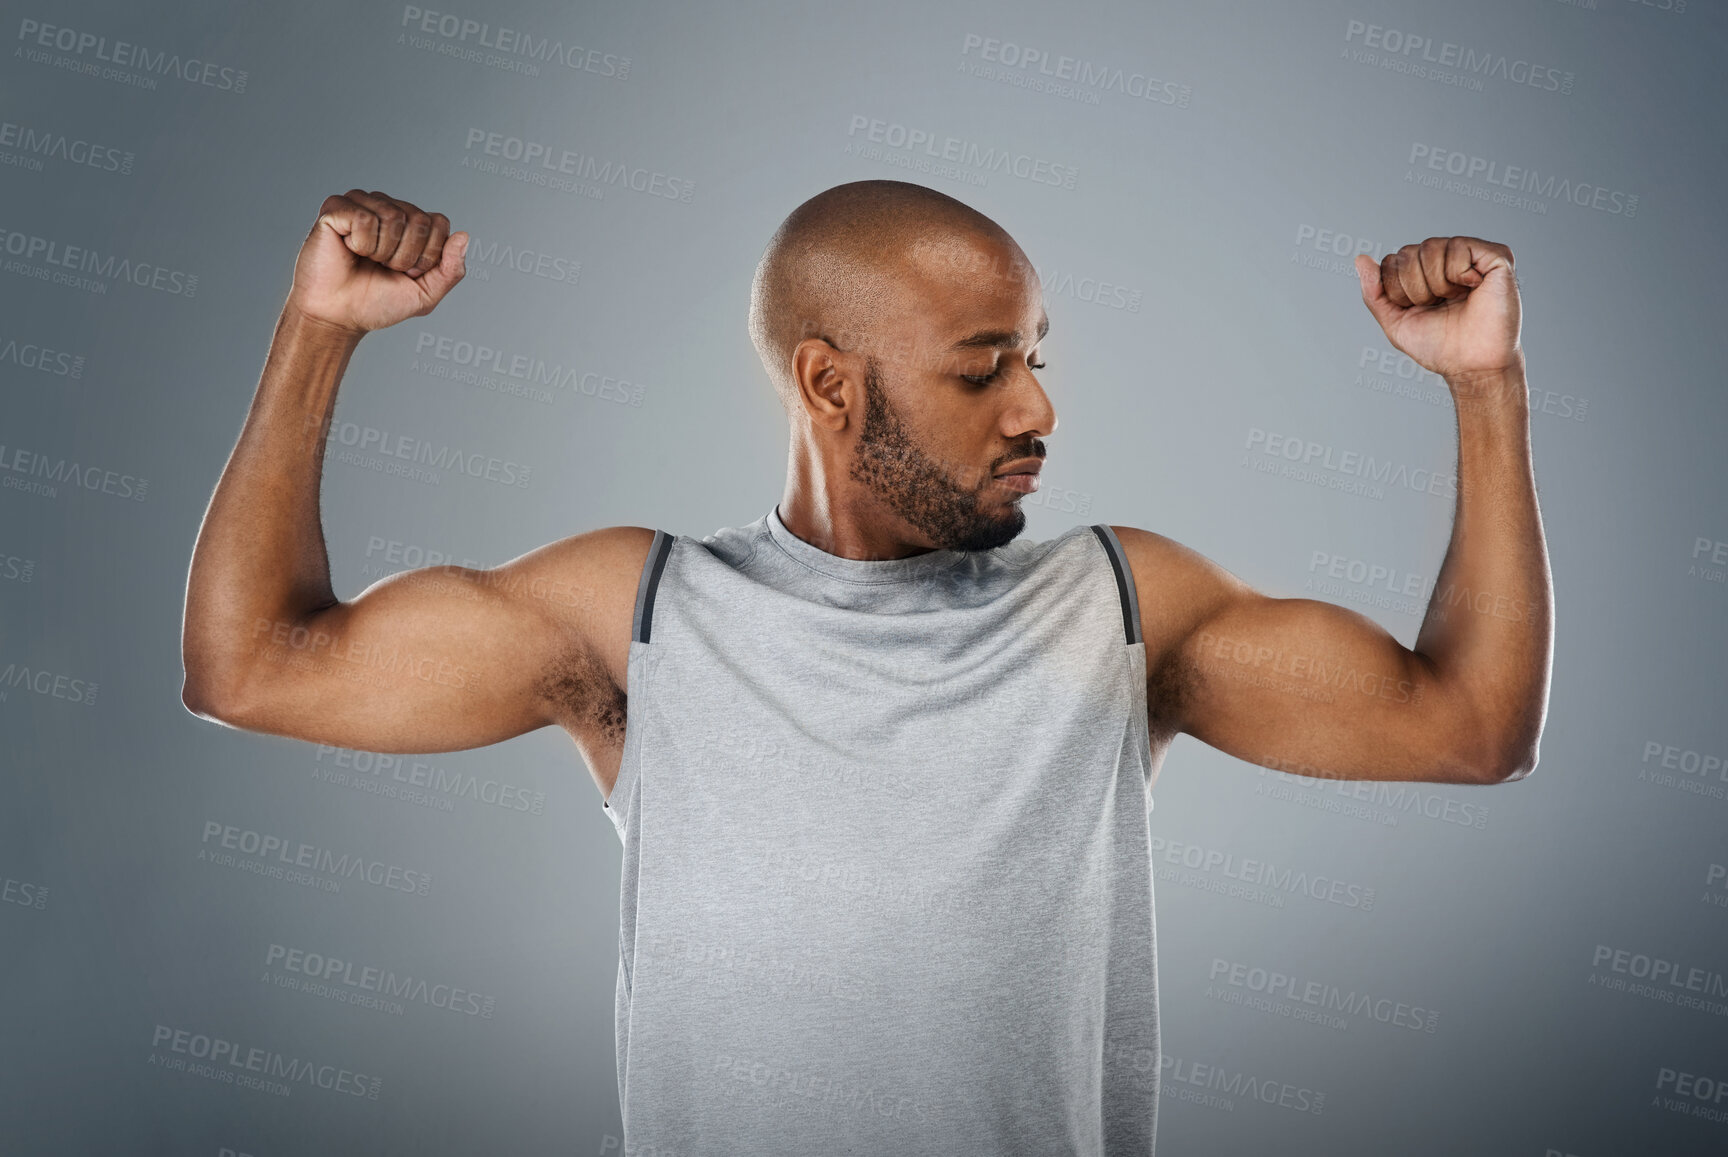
[{"xmin": 1009, "ymin": 365, "xmax": 1058, "ymax": 440}]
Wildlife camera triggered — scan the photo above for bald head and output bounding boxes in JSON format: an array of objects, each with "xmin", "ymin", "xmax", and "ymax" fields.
[{"xmin": 748, "ymin": 180, "xmax": 1028, "ymax": 414}]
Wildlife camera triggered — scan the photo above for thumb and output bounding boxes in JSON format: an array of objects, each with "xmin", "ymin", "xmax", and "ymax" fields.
[
  {"xmin": 415, "ymin": 230, "xmax": 468, "ymax": 303},
  {"xmin": 1354, "ymin": 254, "xmax": 1399, "ymax": 330}
]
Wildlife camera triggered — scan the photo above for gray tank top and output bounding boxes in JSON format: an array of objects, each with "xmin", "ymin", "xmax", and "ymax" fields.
[{"xmin": 603, "ymin": 505, "xmax": 1160, "ymax": 1154}]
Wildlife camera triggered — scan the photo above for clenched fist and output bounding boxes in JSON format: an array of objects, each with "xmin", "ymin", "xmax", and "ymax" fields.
[
  {"xmin": 1354, "ymin": 237, "xmax": 1523, "ymax": 393},
  {"xmin": 287, "ymin": 190, "xmax": 469, "ymax": 337}
]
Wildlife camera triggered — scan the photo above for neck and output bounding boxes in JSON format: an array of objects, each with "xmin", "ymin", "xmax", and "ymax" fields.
[{"xmin": 779, "ymin": 446, "xmax": 940, "ymax": 562}]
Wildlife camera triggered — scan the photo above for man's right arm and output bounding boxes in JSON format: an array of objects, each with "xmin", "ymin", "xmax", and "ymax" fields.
[{"xmin": 180, "ymin": 190, "xmax": 645, "ymax": 755}]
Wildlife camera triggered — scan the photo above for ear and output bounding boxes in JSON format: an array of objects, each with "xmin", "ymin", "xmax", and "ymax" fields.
[{"xmin": 791, "ymin": 338, "xmax": 858, "ymax": 431}]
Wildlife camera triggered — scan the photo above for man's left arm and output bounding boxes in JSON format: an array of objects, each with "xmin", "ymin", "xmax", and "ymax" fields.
[{"xmin": 1119, "ymin": 236, "xmax": 1553, "ymax": 786}]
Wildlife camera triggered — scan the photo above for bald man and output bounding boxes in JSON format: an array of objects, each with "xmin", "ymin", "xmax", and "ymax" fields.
[{"xmin": 182, "ymin": 180, "xmax": 1552, "ymax": 1155}]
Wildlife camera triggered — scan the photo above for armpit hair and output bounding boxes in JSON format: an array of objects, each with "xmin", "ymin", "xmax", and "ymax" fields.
[
  {"xmin": 1145, "ymin": 644, "xmax": 1197, "ymax": 745},
  {"xmin": 535, "ymin": 643, "xmax": 627, "ymax": 744}
]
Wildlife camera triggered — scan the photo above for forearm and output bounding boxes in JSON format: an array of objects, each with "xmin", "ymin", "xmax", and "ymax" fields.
[
  {"xmin": 182, "ymin": 306, "xmax": 361, "ymax": 698},
  {"xmin": 1413, "ymin": 360, "xmax": 1553, "ymax": 779}
]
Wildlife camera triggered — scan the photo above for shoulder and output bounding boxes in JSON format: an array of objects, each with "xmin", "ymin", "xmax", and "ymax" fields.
[
  {"xmin": 1106, "ymin": 525, "xmax": 1252, "ymax": 605},
  {"xmin": 491, "ymin": 526, "xmax": 659, "ymax": 610},
  {"xmin": 485, "ymin": 526, "xmax": 659, "ymax": 688},
  {"xmin": 1104, "ymin": 526, "xmax": 1267, "ymax": 738},
  {"xmin": 1105, "ymin": 523, "xmax": 1263, "ymax": 656}
]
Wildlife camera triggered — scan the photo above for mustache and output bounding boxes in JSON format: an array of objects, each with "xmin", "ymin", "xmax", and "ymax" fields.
[
  {"xmin": 945, "ymin": 441, "xmax": 1046, "ymax": 489},
  {"xmin": 993, "ymin": 440, "xmax": 1045, "ymax": 472}
]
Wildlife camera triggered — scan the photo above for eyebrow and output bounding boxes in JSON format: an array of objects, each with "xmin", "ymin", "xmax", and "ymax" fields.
[{"xmin": 950, "ymin": 311, "xmax": 1050, "ymax": 351}]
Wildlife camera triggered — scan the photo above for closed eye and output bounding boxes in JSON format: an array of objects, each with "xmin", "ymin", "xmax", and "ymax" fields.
[{"xmin": 962, "ymin": 360, "xmax": 1047, "ymax": 386}]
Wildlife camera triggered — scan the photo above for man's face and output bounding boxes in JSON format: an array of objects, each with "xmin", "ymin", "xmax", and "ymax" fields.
[{"xmin": 846, "ymin": 232, "xmax": 1056, "ymax": 553}]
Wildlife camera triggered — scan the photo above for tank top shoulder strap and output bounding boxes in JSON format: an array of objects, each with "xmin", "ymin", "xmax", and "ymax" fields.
[
  {"xmin": 631, "ymin": 529, "xmax": 677, "ymax": 645},
  {"xmin": 1087, "ymin": 523, "xmax": 1142, "ymax": 647}
]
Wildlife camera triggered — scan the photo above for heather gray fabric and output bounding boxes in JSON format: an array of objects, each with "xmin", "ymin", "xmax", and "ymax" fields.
[{"xmin": 603, "ymin": 505, "xmax": 1160, "ymax": 1154}]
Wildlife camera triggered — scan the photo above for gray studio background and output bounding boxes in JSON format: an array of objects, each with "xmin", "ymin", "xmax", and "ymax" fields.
[{"xmin": 3, "ymin": 0, "xmax": 1726, "ymax": 1154}]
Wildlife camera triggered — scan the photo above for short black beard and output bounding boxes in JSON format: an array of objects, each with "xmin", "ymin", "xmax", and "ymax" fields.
[{"xmin": 848, "ymin": 358, "xmax": 1029, "ymax": 552}]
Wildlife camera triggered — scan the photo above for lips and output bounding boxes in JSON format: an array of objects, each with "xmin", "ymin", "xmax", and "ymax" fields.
[
  {"xmin": 993, "ymin": 458, "xmax": 1043, "ymax": 479},
  {"xmin": 992, "ymin": 459, "xmax": 1043, "ymax": 494}
]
